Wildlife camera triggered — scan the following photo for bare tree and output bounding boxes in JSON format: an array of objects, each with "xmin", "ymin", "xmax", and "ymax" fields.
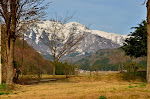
[
  {"xmin": 40, "ymin": 15, "xmax": 86, "ymax": 77},
  {"xmin": 109, "ymin": 50, "xmax": 130, "ymax": 71},
  {"xmin": 0, "ymin": 0, "xmax": 49, "ymax": 85}
]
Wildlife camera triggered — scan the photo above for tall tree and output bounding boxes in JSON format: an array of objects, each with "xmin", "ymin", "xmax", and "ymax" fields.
[
  {"xmin": 0, "ymin": 0, "xmax": 49, "ymax": 85},
  {"xmin": 146, "ymin": 0, "xmax": 150, "ymax": 83},
  {"xmin": 124, "ymin": 0, "xmax": 150, "ymax": 82},
  {"xmin": 40, "ymin": 15, "xmax": 86, "ymax": 77},
  {"xmin": 121, "ymin": 20, "xmax": 147, "ymax": 57},
  {"xmin": 0, "ymin": 16, "xmax": 1, "ymax": 84}
]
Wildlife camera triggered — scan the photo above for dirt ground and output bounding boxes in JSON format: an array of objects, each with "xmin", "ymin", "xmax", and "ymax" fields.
[{"xmin": 0, "ymin": 73, "xmax": 150, "ymax": 99}]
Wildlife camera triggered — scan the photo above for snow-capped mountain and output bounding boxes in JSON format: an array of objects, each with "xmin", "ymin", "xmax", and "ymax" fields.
[
  {"xmin": 91, "ymin": 30, "xmax": 127, "ymax": 46},
  {"xmin": 24, "ymin": 20, "xmax": 128, "ymax": 62}
]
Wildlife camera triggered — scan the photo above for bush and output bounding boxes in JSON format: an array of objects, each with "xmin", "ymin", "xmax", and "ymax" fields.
[
  {"xmin": 0, "ymin": 83, "xmax": 7, "ymax": 91},
  {"xmin": 124, "ymin": 62, "xmax": 143, "ymax": 72},
  {"xmin": 55, "ymin": 62, "xmax": 75, "ymax": 75},
  {"xmin": 0, "ymin": 83, "xmax": 10, "ymax": 95},
  {"xmin": 0, "ymin": 91, "xmax": 9, "ymax": 95},
  {"xmin": 99, "ymin": 95, "xmax": 107, "ymax": 99}
]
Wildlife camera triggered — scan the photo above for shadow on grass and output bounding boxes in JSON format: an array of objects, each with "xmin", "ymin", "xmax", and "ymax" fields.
[
  {"xmin": 14, "ymin": 72, "xmax": 147, "ymax": 85},
  {"xmin": 16, "ymin": 75, "xmax": 75, "ymax": 85},
  {"xmin": 121, "ymin": 71, "xmax": 146, "ymax": 82}
]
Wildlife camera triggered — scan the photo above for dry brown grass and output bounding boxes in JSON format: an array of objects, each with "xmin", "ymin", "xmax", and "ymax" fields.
[{"xmin": 0, "ymin": 73, "xmax": 150, "ymax": 99}]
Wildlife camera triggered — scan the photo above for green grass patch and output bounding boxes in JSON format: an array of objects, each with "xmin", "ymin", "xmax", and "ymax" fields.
[
  {"xmin": 88, "ymin": 75, "xmax": 91, "ymax": 79},
  {"xmin": 0, "ymin": 91, "xmax": 9, "ymax": 95},
  {"xmin": 0, "ymin": 83, "xmax": 15, "ymax": 95},
  {"xmin": 139, "ymin": 82, "xmax": 147, "ymax": 88},
  {"xmin": 128, "ymin": 85, "xmax": 134, "ymax": 88},
  {"xmin": 0, "ymin": 83, "xmax": 7, "ymax": 90},
  {"xmin": 128, "ymin": 83, "xmax": 146, "ymax": 89},
  {"xmin": 99, "ymin": 95, "xmax": 107, "ymax": 99},
  {"xmin": 13, "ymin": 92, "xmax": 18, "ymax": 94}
]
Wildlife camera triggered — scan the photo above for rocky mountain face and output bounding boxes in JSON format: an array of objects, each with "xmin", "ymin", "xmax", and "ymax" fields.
[{"xmin": 24, "ymin": 20, "xmax": 128, "ymax": 62}]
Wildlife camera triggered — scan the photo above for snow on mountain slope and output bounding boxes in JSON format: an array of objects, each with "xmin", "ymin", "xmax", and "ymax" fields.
[
  {"xmin": 91, "ymin": 30, "xmax": 128, "ymax": 46},
  {"xmin": 24, "ymin": 20, "xmax": 128, "ymax": 61},
  {"xmin": 65, "ymin": 22, "xmax": 128, "ymax": 46}
]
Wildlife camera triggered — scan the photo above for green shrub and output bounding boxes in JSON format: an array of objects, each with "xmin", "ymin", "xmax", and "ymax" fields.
[
  {"xmin": 88, "ymin": 76, "xmax": 91, "ymax": 79},
  {"xmin": 0, "ymin": 83, "xmax": 7, "ymax": 91},
  {"xmin": 124, "ymin": 62, "xmax": 143, "ymax": 72},
  {"xmin": 5, "ymin": 92, "xmax": 10, "ymax": 95},
  {"xmin": 99, "ymin": 95, "xmax": 107, "ymax": 99},
  {"xmin": 0, "ymin": 92, "xmax": 4, "ymax": 95},
  {"xmin": 128, "ymin": 85, "xmax": 134, "ymax": 88},
  {"xmin": 0, "ymin": 91, "xmax": 9, "ymax": 95},
  {"xmin": 0, "ymin": 83, "xmax": 10, "ymax": 95}
]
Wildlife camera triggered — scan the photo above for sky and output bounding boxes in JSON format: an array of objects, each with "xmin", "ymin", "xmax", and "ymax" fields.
[{"xmin": 45, "ymin": 0, "xmax": 147, "ymax": 35}]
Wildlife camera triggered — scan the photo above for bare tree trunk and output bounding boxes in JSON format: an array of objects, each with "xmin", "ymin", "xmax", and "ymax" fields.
[
  {"xmin": 2, "ymin": 44, "xmax": 7, "ymax": 83},
  {"xmin": 0, "ymin": 17, "xmax": 1, "ymax": 84},
  {"xmin": 96, "ymin": 69, "xmax": 98, "ymax": 75},
  {"xmin": 121, "ymin": 65, "xmax": 123, "ymax": 72},
  {"xmin": 53, "ymin": 61, "xmax": 56, "ymax": 78},
  {"xmin": 6, "ymin": 38, "xmax": 16, "ymax": 85},
  {"xmin": 90, "ymin": 67, "xmax": 91, "ymax": 76},
  {"xmin": 21, "ymin": 35, "xmax": 24, "ymax": 79},
  {"xmin": 147, "ymin": 0, "xmax": 150, "ymax": 83},
  {"xmin": 118, "ymin": 64, "xmax": 121, "ymax": 71}
]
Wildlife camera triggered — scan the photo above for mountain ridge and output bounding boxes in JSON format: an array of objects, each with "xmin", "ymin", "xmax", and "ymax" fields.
[{"xmin": 24, "ymin": 20, "xmax": 128, "ymax": 62}]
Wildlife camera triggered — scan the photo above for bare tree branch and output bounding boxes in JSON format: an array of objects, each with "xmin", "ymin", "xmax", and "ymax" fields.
[
  {"xmin": 0, "ymin": 0, "xmax": 51, "ymax": 84},
  {"xmin": 39, "ymin": 14, "xmax": 88, "ymax": 77},
  {"xmin": 142, "ymin": 0, "xmax": 147, "ymax": 5}
]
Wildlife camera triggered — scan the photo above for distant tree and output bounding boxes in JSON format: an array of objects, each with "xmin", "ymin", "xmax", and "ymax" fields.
[
  {"xmin": 13, "ymin": 39, "xmax": 53, "ymax": 83},
  {"xmin": 109, "ymin": 49, "xmax": 131, "ymax": 71},
  {"xmin": 121, "ymin": 20, "xmax": 147, "ymax": 58},
  {"xmin": 40, "ymin": 15, "xmax": 86, "ymax": 78},
  {"xmin": 92, "ymin": 64, "xmax": 99, "ymax": 75},
  {"xmin": 0, "ymin": 0, "xmax": 49, "ymax": 85},
  {"xmin": 124, "ymin": 62, "xmax": 143, "ymax": 72}
]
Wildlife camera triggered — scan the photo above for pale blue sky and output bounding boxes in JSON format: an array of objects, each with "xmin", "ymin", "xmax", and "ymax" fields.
[{"xmin": 45, "ymin": 0, "xmax": 147, "ymax": 35}]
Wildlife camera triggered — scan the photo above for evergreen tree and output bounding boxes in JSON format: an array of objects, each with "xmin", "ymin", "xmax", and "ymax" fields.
[{"xmin": 121, "ymin": 20, "xmax": 147, "ymax": 57}]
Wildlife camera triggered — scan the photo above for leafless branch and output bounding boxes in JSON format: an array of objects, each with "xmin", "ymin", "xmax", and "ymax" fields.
[
  {"xmin": 142, "ymin": 0, "xmax": 147, "ymax": 5},
  {"xmin": 39, "ymin": 14, "xmax": 88, "ymax": 63}
]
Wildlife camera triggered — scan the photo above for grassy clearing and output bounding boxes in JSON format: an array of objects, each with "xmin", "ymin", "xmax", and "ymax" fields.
[{"xmin": 0, "ymin": 72, "xmax": 150, "ymax": 99}]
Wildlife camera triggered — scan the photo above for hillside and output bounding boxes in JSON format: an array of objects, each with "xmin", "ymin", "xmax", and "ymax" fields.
[
  {"xmin": 75, "ymin": 48, "xmax": 147, "ymax": 71},
  {"xmin": 2, "ymin": 39, "xmax": 53, "ymax": 82},
  {"xmin": 15, "ymin": 39, "xmax": 53, "ymax": 74}
]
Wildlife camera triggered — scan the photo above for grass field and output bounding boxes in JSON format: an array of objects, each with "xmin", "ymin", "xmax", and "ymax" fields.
[{"xmin": 0, "ymin": 72, "xmax": 150, "ymax": 99}]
